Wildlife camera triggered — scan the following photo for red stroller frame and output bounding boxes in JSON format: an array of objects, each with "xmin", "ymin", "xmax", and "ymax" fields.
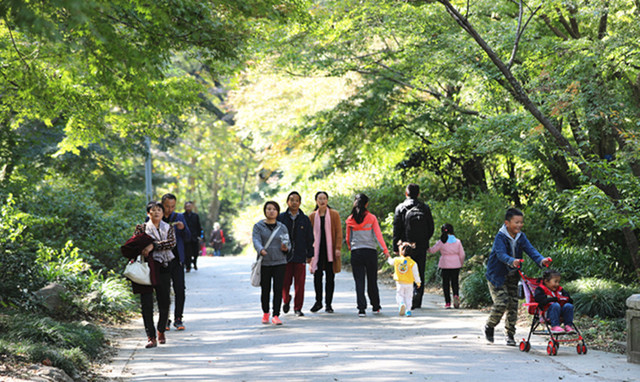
[{"xmin": 517, "ymin": 266, "xmax": 587, "ymax": 356}]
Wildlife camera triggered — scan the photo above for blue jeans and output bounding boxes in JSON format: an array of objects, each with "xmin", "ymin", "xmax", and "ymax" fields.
[
  {"xmin": 546, "ymin": 302, "xmax": 574, "ymax": 326},
  {"xmin": 214, "ymin": 249, "xmax": 221, "ymax": 257}
]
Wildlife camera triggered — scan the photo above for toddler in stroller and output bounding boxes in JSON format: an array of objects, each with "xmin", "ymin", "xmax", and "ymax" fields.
[
  {"xmin": 519, "ymin": 266, "xmax": 587, "ymax": 355},
  {"xmin": 534, "ymin": 269, "xmax": 574, "ymax": 334}
]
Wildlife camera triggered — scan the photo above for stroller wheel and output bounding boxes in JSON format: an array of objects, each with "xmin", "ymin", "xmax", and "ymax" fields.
[
  {"xmin": 582, "ymin": 344, "xmax": 587, "ymax": 354},
  {"xmin": 519, "ymin": 341, "xmax": 526, "ymax": 352},
  {"xmin": 525, "ymin": 342, "xmax": 531, "ymax": 352},
  {"xmin": 577, "ymin": 344, "xmax": 582, "ymax": 354},
  {"xmin": 547, "ymin": 342, "xmax": 553, "ymax": 355}
]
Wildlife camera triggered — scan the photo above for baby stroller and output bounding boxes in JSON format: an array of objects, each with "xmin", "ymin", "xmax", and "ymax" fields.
[{"xmin": 517, "ymin": 261, "xmax": 587, "ymax": 356}]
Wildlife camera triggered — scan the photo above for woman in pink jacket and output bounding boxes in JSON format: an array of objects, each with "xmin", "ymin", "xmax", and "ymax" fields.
[
  {"xmin": 346, "ymin": 193, "xmax": 390, "ymax": 317},
  {"xmin": 429, "ymin": 224, "xmax": 465, "ymax": 309}
]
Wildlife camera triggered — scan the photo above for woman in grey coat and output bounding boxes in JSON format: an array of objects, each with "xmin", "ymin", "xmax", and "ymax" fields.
[{"xmin": 252, "ymin": 201, "xmax": 291, "ymax": 325}]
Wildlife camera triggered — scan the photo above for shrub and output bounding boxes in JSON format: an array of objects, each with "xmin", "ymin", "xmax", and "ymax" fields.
[
  {"xmin": 565, "ymin": 278, "xmax": 638, "ymax": 318},
  {"xmin": 460, "ymin": 266, "xmax": 492, "ymax": 308}
]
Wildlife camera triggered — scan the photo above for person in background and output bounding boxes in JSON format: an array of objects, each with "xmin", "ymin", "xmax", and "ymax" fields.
[
  {"xmin": 210, "ymin": 222, "xmax": 225, "ymax": 257},
  {"xmin": 387, "ymin": 241, "xmax": 421, "ymax": 317},
  {"xmin": 161, "ymin": 193, "xmax": 191, "ymax": 331},
  {"xmin": 252, "ymin": 201, "xmax": 291, "ymax": 325},
  {"xmin": 278, "ymin": 192, "xmax": 314, "ymax": 317},
  {"xmin": 484, "ymin": 208, "xmax": 551, "ymax": 346},
  {"xmin": 122, "ymin": 201, "xmax": 175, "ymax": 348},
  {"xmin": 346, "ymin": 193, "xmax": 389, "ymax": 317},
  {"xmin": 429, "ymin": 224, "xmax": 466, "ymax": 309},
  {"xmin": 392, "ymin": 183, "xmax": 434, "ymax": 310},
  {"xmin": 183, "ymin": 201, "xmax": 203, "ymax": 272},
  {"xmin": 309, "ymin": 191, "xmax": 343, "ymax": 314}
]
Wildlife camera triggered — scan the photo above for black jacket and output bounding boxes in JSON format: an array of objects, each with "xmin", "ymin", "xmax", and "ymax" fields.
[
  {"xmin": 183, "ymin": 211, "xmax": 202, "ymax": 243},
  {"xmin": 277, "ymin": 209, "xmax": 314, "ymax": 263},
  {"xmin": 392, "ymin": 198, "xmax": 434, "ymax": 253}
]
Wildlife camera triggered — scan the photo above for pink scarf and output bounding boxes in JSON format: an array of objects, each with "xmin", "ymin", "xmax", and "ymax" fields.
[{"xmin": 311, "ymin": 208, "xmax": 333, "ymax": 272}]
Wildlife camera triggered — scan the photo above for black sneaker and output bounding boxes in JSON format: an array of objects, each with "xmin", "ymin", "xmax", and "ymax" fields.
[
  {"xmin": 165, "ymin": 319, "xmax": 171, "ymax": 331},
  {"xmin": 310, "ymin": 302, "xmax": 322, "ymax": 313},
  {"xmin": 358, "ymin": 310, "xmax": 366, "ymax": 317},
  {"xmin": 484, "ymin": 325, "xmax": 494, "ymax": 343},
  {"xmin": 283, "ymin": 302, "xmax": 290, "ymax": 314},
  {"xmin": 506, "ymin": 334, "xmax": 516, "ymax": 346},
  {"xmin": 325, "ymin": 306, "xmax": 334, "ymax": 313},
  {"xmin": 294, "ymin": 310, "xmax": 304, "ymax": 317}
]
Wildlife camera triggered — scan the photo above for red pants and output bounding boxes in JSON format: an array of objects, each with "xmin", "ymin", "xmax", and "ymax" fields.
[{"xmin": 282, "ymin": 262, "xmax": 306, "ymax": 311}]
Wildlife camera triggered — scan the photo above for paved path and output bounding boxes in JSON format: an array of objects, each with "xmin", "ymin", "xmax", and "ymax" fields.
[{"xmin": 104, "ymin": 256, "xmax": 638, "ymax": 381}]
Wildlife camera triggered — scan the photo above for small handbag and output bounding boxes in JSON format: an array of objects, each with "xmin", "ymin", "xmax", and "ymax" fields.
[
  {"xmin": 124, "ymin": 255, "xmax": 152, "ymax": 285},
  {"xmin": 250, "ymin": 225, "xmax": 280, "ymax": 287}
]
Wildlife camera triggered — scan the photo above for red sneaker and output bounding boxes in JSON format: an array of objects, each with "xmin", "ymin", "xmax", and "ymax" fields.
[
  {"xmin": 564, "ymin": 325, "xmax": 575, "ymax": 333},
  {"xmin": 551, "ymin": 326, "xmax": 564, "ymax": 334},
  {"xmin": 272, "ymin": 316, "xmax": 283, "ymax": 325},
  {"xmin": 262, "ymin": 313, "xmax": 270, "ymax": 324}
]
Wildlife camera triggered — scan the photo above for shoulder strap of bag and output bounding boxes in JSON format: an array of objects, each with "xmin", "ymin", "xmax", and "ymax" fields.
[
  {"xmin": 264, "ymin": 225, "xmax": 281, "ymax": 249},
  {"xmin": 258, "ymin": 225, "xmax": 281, "ymax": 259}
]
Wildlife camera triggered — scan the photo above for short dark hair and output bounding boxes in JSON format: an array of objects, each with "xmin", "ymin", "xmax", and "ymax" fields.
[
  {"xmin": 406, "ymin": 184, "xmax": 420, "ymax": 199},
  {"xmin": 542, "ymin": 269, "xmax": 561, "ymax": 282},
  {"xmin": 287, "ymin": 191, "xmax": 301, "ymax": 202},
  {"xmin": 146, "ymin": 201, "xmax": 164, "ymax": 213},
  {"xmin": 505, "ymin": 208, "xmax": 524, "ymax": 221},
  {"xmin": 161, "ymin": 193, "xmax": 177, "ymax": 203},
  {"xmin": 263, "ymin": 201, "xmax": 280, "ymax": 216}
]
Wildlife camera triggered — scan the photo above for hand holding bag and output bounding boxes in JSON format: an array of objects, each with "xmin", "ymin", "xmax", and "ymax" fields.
[
  {"xmin": 250, "ymin": 225, "xmax": 281, "ymax": 287},
  {"xmin": 124, "ymin": 255, "xmax": 152, "ymax": 285}
]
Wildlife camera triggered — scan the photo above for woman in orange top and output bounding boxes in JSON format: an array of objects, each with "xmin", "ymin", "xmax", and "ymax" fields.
[{"xmin": 345, "ymin": 193, "xmax": 390, "ymax": 317}]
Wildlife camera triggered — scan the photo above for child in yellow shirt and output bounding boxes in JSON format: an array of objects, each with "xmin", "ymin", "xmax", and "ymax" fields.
[{"xmin": 387, "ymin": 241, "xmax": 422, "ymax": 317}]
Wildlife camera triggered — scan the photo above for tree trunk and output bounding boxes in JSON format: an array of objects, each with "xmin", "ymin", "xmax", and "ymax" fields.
[
  {"xmin": 437, "ymin": 0, "xmax": 640, "ymax": 272},
  {"xmin": 207, "ymin": 158, "xmax": 221, "ymax": 226},
  {"xmin": 461, "ymin": 156, "xmax": 488, "ymax": 192}
]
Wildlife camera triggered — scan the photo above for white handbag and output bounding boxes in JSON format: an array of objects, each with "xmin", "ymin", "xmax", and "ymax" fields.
[
  {"xmin": 124, "ymin": 255, "xmax": 152, "ymax": 285},
  {"xmin": 250, "ymin": 225, "xmax": 280, "ymax": 287}
]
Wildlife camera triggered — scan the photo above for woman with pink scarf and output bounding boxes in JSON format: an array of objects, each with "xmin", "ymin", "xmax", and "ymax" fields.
[{"xmin": 308, "ymin": 191, "xmax": 343, "ymax": 313}]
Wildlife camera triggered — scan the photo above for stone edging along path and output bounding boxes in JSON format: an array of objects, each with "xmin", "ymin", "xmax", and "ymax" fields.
[{"xmin": 102, "ymin": 256, "xmax": 638, "ymax": 382}]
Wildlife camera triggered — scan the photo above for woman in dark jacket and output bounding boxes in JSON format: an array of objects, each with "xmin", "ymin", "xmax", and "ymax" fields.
[{"xmin": 122, "ymin": 201, "xmax": 176, "ymax": 348}]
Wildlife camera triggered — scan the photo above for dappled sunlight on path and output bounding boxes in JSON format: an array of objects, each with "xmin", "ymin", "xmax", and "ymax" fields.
[{"xmin": 107, "ymin": 256, "xmax": 638, "ymax": 381}]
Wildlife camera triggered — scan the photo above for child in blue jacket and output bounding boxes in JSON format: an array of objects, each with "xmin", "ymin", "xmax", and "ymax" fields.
[{"xmin": 484, "ymin": 208, "xmax": 551, "ymax": 346}]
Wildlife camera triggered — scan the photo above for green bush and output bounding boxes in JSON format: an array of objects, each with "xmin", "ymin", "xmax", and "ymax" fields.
[
  {"xmin": 565, "ymin": 278, "xmax": 638, "ymax": 318},
  {"xmin": 460, "ymin": 266, "xmax": 492, "ymax": 308}
]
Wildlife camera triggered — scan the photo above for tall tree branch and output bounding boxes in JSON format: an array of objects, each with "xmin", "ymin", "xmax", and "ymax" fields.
[
  {"xmin": 597, "ymin": 4, "xmax": 609, "ymax": 40},
  {"xmin": 539, "ymin": 14, "xmax": 568, "ymax": 40},
  {"xmin": 508, "ymin": 1, "xmax": 541, "ymax": 69},
  {"xmin": 555, "ymin": 7, "xmax": 580, "ymax": 39}
]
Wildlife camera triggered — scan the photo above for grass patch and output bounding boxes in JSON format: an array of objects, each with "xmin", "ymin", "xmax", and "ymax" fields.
[{"xmin": 0, "ymin": 311, "xmax": 104, "ymax": 378}]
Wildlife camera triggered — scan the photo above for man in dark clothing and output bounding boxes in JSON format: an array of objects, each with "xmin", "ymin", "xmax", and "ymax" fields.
[
  {"xmin": 183, "ymin": 201, "xmax": 203, "ymax": 272},
  {"xmin": 392, "ymin": 183, "xmax": 434, "ymax": 310},
  {"xmin": 277, "ymin": 192, "xmax": 314, "ymax": 316},
  {"xmin": 161, "ymin": 193, "xmax": 191, "ymax": 331}
]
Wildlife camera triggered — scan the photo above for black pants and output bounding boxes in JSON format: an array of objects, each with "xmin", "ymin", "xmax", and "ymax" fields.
[
  {"xmin": 350, "ymin": 248, "xmax": 381, "ymax": 311},
  {"xmin": 184, "ymin": 241, "xmax": 199, "ymax": 271},
  {"xmin": 169, "ymin": 257, "xmax": 185, "ymax": 321},
  {"xmin": 441, "ymin": 268, "xmax": 460, "ymax": 304},
  {"xmin": 412, "ymin": 248, "xmax": 427, "ymax": 309},
  {"xmin": 141, "ymin": 265, "xmax": 171, "ymax": 339},
  {"xmin": 314, "ymin": 263, "xmax": 335, "ymax": 306},
  {"xmin": 261, "ymin": 264, "xmax": 286, "ymax": 316}
]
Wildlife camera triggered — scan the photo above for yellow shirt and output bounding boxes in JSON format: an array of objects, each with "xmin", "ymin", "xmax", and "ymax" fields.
[{"xmin": 389, "ymin": 256, "xmax": 420, "ymax": 285}]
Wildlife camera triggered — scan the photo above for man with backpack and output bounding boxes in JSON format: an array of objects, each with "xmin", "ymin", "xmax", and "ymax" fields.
[{"xmin": 393, "ymin": 184, "xmax": 434, "ymax": 310}]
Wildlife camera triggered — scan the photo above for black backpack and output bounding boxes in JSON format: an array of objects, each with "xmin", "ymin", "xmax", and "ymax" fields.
[{"xmin": 404, "ymin": 203, "xmax": 430, "ymax": 243}]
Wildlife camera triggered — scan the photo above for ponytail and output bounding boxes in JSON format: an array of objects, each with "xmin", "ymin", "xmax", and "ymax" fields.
[
  {"xmin": 440, "ymin": 223, "xmax": 454, "ymax": 243},
  {"xmin": 350, "ymin": 193, "xmax": 369, "ymax": 224}
]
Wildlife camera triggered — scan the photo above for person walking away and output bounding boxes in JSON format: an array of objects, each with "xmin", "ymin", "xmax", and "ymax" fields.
[
  {"xmin": 252, "ymin": 201, "xmax": 291, "ymax": 325},
  {"xmin": 387, "ymin": 241, "xmax": 421, "ymax": 317},
  {"xmin": 428, "ymin": 224, "xmax": 466, "ymax": 309},
  {"xmin": 121, "ymin": 201, "xmax": 175, "ymax": 348},
  {"xmin": 309, "ymin": 191, "xmax": 343, "ymax": 313},
  {"xmin": 484, "ymin": 208, "xmax": 551, "ymax": 346},
  {"xmin": 277, "ymin": 191, "xmax": 314, "ymax": 316},
  {"xmin": 161, "ymin": 193, "xmax": 191, "ymax": 331},
  {"xmin": 534, "ymin": 269, "xmax": 575, "ymax": 334},
  {"xmin": 209, "ymin": 222, "xmax": 225, "ymax": 257},
  {"xmin": 393, "ymin": 183, "xmax": 434, "ymax": 310},
  {"xmin": 183, "ymin": 201, "xmax": 203, "ymax": 272},
  {"xmin": 346, "ymin": 193, "xmax": 390, "ymax": 317}
]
